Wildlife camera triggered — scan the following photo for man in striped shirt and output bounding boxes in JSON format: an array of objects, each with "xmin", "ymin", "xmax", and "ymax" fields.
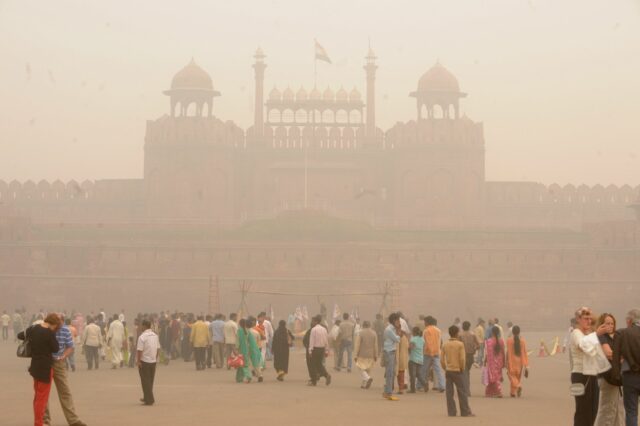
[{"xmin": 43, "ymin": 314, "xmax": 86, "ymax": 426}]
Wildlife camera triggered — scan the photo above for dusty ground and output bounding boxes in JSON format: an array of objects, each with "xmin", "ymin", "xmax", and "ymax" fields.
[{"xmin": 0, "ymin": 332, "xmax": 572, "ymax": 426}]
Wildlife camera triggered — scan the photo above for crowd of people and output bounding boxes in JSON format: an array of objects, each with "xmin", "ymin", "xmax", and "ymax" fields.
[
  {"xmin": 4, "ymin": 305, "xmax": 640, "ymax": 425},
  {"xmin": 568, "ymin": 307, "xmax": 640, "ymax": 426}
]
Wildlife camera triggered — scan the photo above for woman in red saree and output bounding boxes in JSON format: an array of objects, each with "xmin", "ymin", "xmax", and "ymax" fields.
[{"xmin": 485, "ymin": 326, "xmax": 505, "ymax": 397}]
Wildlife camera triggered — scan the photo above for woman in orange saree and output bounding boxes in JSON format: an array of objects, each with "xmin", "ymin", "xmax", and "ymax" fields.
[{"xmin": 507, "ymin": 326, "xmax": 529, "ymax": 397}]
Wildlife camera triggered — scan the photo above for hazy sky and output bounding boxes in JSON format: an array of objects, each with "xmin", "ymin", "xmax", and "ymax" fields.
[{"xmin": 1, "ymin": 0, "xmax": 639, "ymax": 185}]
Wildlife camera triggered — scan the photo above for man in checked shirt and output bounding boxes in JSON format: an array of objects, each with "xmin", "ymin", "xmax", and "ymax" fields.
[{"xmin": 43, "ymin": 313, "xmax": 87, "ymax": 426}]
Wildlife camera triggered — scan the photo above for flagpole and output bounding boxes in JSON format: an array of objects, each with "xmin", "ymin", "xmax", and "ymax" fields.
[{"xmin": 306, "ymin": 47, "xmax": 317, "ymax": 210}]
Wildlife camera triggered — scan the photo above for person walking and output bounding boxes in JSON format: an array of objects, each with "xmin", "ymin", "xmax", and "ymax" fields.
[
  {"xmin": 181, "ymin": 317, "xmax": 193, "ymax": 362},
  {"xmin": 81, "ymin": 317, "xmax": 103, "ymax": 370},
  {"xmin": 137, "ymin": 319, "xmax": 160, "ymax": 406},
  {"xmin": 593, "ymin": 313, "xmax": 624, "ymax": 426},
  {"xmin": 13, "ymin": 309, "xmax": 24, "ymax": 343},
  {"xmin": 235, "ymin": 314, "xmax": 258, "ymax": 383},
  {"xmin": 254, "ymin": 313, "xmax": 268, "ymax": 368},
  {"xmin": 43, "ymin": 314, "xmax": 86, "ymax": 426},
  {"xmin": 337, "ymin": 313, "xmax": 355, "ymax": 372},
  {"xmin": 190, "ymin": 315, "xmax": 211, "ymax": 371},
  {"xmin": 474, "ymin": 319, "xmax": 485, "ymax": 367},
  {"xmin": 64, "ymin": 318, "xmax": 77, "ymax": 372},
  {"xmin": 248, "ymin": 317, "xmax": 266, "ymax": 375},
  {"xmin": 354, "ymin": 320, "xmax": 378, "ymax": 389},
  {"xmin": 106, "ymin": 314, "xmax": 125, "ymax": 369},
  {"xmin": 441, "ymin": 325, "xmax": 474, "ymax": 417},
  {"xmin": 223, "ymin": 313, "xmax": 238, "ymax": 369},
  {"xmin": 204, "ymin": 315, "xmax": 213, "ymax": 368},
  {"xmin": 382, "ymin": 313, "xmax": 401, "ymax": 400},
  {"xmin": 506, "ymin": 325, "xmax": 529, "ymax": 398},
  {"xmin": 1, "ymin": 310, "xmax": 10, "ymax": 341},
  {"xmin": 408, "ymin": 326, "xmax": 426, "ymax": 393},
  {"xmin": 570, "ymin": 306, "xmax": 612, "ymax": 426},
  {"xmin": 422, "ymin": 316, "xmax": 446, "ymax": 392},
  {"xmin": 460, "ymin": 321, "xmax": 480, "ymax": 396},
  {"xmin": 169, "ymin": 314, "xmax": 181, "ymax": 360},
  {"xmin": 612, "ymin": 308, "xmax": 640, "ymax": 426},
  {"xmin": 308, "ymin": 315, "xmax": 331, "ymax": 386},
  {"xmin": 272, "ymin": 320, "xmax": 294, "ymax": 381},
  {"xmin": 263, "ymin": 315, "xmax": 274, "ymax": 362},
  {"xmin": 303, "ymin": 321, "xmax": 314, "ymax": 384},
  {"xmin": 484, "ymin": 326, "xmax": 506, "ymax": 398},
  {"xmin": 329, "ymin": 319, "xmax": 341, "ymax": 371},
  {"xmin": 18, "ymin": 313, "xmax": 61, "ymax": 426},
  {"xmin": 396, "ymin": 323, "xmax": 409, "ymax": 394},
  {"xmin": 373, "ymin": 314, "xmax": 385, "ymax": 354},
  {"xmin": 210, "ymin": 314, "xmax": 226, "ymax": 369}
]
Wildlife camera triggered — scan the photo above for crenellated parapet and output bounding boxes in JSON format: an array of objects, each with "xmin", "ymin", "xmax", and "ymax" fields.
[
  {"xmin": 486, "ymin": 182, "xmax": 640, "ymax": 206},
  {"xmin": 0, "ymin": 179, "xmax": 94, "ymax": 202},
  {"xmin": 384, "ymin": 115, "xmax": 484, "ymax": 149},
  {"xmin": 145, "ymin": 115, "xmax": 244, "ymax": 148},
  {"xmin": 0, "ymin": 179, "xmax": 144, "ymax": 223},
  {"xmin": 485, "ymin": 182, "xmax": 640, "ymax": 230}
]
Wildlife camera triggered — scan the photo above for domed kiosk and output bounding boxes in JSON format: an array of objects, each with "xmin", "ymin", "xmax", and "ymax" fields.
[
  {"xmin": 410, "ymin": 62, "xmax": 466, "ymax": 119},
  {"xmin": 163, "ymin": 59, "xmax": 221, "ymax": 117}
]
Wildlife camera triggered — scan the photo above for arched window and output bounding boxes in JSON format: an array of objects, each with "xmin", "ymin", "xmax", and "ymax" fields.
[
  {"xmin": 336, "ymin": 109, "xmax": 348, "ymax": 124},
  {"xmin": 295, "ymin": 109, "xmax": 307, "ymax": 123},
  {"xmin": 186, "ymin": 102, "xmax": 198, "ymax": 117},
  {"xmin": 432, "ymin": 104, "xmax": 444, "ymax": 119},
  {"xmin": 420, "ymin": 103, "xmax": 429, "ymax": 119},
  {"xmin": 268, "ymin": 109, "xmax": 280, "ymax": 123},
  {"xmin": 282, "ymin": 109, "xmax": 294, "ymax": 123}
]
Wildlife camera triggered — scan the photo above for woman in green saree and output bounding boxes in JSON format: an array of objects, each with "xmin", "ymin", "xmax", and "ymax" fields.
[{"xmin": 235, "ymin": 319, "xmax": 262, "ymax": 383}]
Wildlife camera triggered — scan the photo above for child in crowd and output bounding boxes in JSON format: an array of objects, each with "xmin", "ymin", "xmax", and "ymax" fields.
[{"xmin": 408, "ymin": 326, "xmax": 426, "ymax": 393}]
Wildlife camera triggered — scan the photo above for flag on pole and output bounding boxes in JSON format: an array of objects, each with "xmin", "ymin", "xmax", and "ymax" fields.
[
  {"xmin": 332, "ymin": 304, "xmax": 341, "ymax": 322},
  {"xmin": 314, "ymin": 39, "xmax": 332, "ymax": 64}
]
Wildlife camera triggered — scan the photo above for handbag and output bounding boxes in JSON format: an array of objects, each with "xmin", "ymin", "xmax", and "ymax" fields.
[
  {"xmin": 570, "ymin": 376, "xmax": 590, "ymax": 397},
  {"xmin": 17, "ymin": 339, "xmax": 32, "ymax": 358},
  {"xmin": 481, "ymin": 366, "xmax": 489, "ymax": 386},
  {"xmin": 570, "ymin": 383, "xmax": 586, "ymax": 397},
  {"xmin": 227, "ymin": 353, "xmax": 245, "ymax": 369},
  {"xmin": 16, "ymin": 327, "xmax": 32, "ymax": 358}
]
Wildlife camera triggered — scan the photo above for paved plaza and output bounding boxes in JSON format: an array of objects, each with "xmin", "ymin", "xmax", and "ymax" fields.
[{"xmin": 0, "ymin": 331, "xmax": 572, "ymax": 426}]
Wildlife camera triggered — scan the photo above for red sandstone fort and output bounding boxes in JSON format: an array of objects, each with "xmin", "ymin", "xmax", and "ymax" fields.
[{"xmin": 0, "ymin": 50, "xmax": 638, "ymax": 326}]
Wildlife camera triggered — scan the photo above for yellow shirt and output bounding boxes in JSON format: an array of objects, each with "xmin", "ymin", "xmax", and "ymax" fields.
[
  {"xmin": 441, "ymin": 339, "xmax": 466, "ymax": 372},
  {"xmin": 190, "ymin": 321, "xmax": 211, "ymax": 348},
  {"xmin": 474, "ymin": 325, "xmax": 484, "ymax": 343}
]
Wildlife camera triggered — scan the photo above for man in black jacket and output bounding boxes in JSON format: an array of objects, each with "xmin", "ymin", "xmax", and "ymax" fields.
[{"xmin": 612, "ymin": 308, "xmax": 640, "ymax": 426}]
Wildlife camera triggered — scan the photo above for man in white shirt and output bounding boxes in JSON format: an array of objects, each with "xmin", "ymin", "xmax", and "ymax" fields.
[
  {"xmin": 308, "ymin": 315, "xmax": 332, "ymax": 386},
  {"xmin": 137, "ymin": 319, "xmax": 160, "ymax": 406},
  {"xmin": 329, "ymin": 319, "xmax": 341, "ymax": 371},
  {"xmin": 223, "ymin": 313, "xmax": 238, "ymax": 369},
  {"xmin": 1, "ymin": 310, "xmax": 10, "ymax": 341},
  {"xmin": 81, "ymin": 317, "xmax": 104, "ymax": 370},
  {"xmin": 264, "ymin": 316, "xmax": 274, "ymax": 361}
]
